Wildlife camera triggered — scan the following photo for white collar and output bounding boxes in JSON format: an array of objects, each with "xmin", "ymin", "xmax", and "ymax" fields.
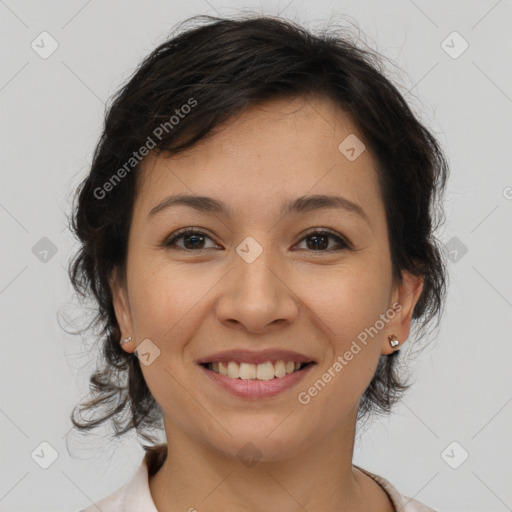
[{"xmin": 81, "ymin": 447, "xmax": 435, "ymax": 512}]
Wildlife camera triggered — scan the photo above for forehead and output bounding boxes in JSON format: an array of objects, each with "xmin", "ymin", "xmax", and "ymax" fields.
[{"xmin": 134, "ymin": 95, "xmax": 383, "ymax": 226}]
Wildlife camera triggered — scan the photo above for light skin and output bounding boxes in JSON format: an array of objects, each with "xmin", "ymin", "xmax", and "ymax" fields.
[{"xmin": 110, "ymin": 95, "xmax": 424, "ymax": 511}]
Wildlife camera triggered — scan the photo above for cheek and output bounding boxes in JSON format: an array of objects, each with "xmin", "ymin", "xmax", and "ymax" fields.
[
  {"xmin": 127, "ymin": 260, "xmax": 223, "ymax": 352},
  {"xmin": 298, "ymin": 263, "xmax": 390, "ymax": 398},
  {"xmin": 307, "ymin": 262, "xmax": 391, "ymax": 340}
]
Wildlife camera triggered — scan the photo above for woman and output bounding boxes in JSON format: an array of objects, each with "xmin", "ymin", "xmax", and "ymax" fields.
[{"xmin": 70, "ymin": 14, "xmax": 448, "ymax": 512}]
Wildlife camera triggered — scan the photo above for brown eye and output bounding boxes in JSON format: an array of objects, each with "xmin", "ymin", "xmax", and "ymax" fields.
[
  {"xmin": 164, "ymin": 228, "xmax": 218, "ymax": 251},
  {"xmin": 294, "ymin": 229, "xmax": 351, "ymax": 252},
  {"xmin": 163, "ymin": 227, "xmax": 351, "ymax": 253}
]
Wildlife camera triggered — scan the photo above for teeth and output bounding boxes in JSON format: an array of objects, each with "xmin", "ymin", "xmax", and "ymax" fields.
[
  {"xmin": 208, "ymin": 360, "xmax": 306, "ymax": 380},
  {"xmin": 256, "ymin": 361, "xmax": 274, "ymax": 381},
  {"xmin": 274, "ymin": 360, "xmax": 286, "ymax": 378},
  {"xmin": 218, "ymin": 361, "xmax": 228, "ymax": 376},
  {"xmin": 239, "ymin": 362, "xmax": 256, "ymax": 379},
  {"xmin": 227, "ymin": 361, "xmax": 239, "ymax": 379}
]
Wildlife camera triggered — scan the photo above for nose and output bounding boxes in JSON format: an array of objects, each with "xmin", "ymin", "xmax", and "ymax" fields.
[{"xmin": 215, "ymin": 249, "xmax": 299, "ymax": 334}]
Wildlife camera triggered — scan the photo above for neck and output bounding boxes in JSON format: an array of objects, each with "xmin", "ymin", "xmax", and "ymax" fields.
[{"xmin": 148, "ymin": 407, "xmax": 392, "ymax": 512}]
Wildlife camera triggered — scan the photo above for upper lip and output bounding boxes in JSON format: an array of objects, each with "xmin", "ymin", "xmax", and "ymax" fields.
[{"xmin": 196, "ymin": 349, "xmax": 316, "ymax": 365}]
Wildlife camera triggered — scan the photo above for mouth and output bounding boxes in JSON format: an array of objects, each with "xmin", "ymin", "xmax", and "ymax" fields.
[
  {"xmin": 198, "ymin": 358, "xmax": 317, "ymax": 399},
  {"xmin": 196, "ymin": 349, "xmax": 317, "ymax": 398},
  {"xmin": 199, "ymin": 360, "xmax": 314, "ymax": 380}
]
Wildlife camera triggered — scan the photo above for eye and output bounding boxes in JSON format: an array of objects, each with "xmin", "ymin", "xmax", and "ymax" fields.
[
  {"xmin": 293, "ymin": 228, "xmax": 351, "ymax": 252},
  {"xmin": 163, "ymin": 228, "xmax": 219, "ymax": 251},
  {"xmin": 163, "ymin": 227, "xmax": 351, "ymax": 253}
]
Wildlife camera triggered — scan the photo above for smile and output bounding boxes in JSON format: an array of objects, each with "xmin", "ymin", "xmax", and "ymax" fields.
[
  {"xmin": 202, "ymin": 360, "xmax": 312, "ymax": 380},
  {"xmin": 199, "ymin": 360, "xmax": 316, "ymax": 399}
]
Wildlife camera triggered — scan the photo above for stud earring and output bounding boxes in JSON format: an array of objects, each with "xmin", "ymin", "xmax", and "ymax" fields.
[
  {"xmin": 120, "ymin": 336, "xmax": 132, "ymax": 345},
  {"xmin": 388, "ymin": 334, "xmax": 400, "ymax": 349}
]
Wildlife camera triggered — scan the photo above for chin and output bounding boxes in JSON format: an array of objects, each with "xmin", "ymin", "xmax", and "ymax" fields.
[{"xmin": 206, "ymin": 422, "xmax": 317, "ymax": 463}]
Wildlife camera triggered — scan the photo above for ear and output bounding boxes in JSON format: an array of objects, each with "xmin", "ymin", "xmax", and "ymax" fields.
[
  {"xmin": 381, "ymin": 271, "xmax": 424, "ymax": 355},
  {"xmin": 109, "ymin": 266, "xmax": 135, "ymax": 353}
]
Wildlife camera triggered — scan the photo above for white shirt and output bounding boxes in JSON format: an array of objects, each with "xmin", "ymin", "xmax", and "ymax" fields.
[{"xmin": 77, "ymin": 445, "xmax": 436, "ymax": 512}]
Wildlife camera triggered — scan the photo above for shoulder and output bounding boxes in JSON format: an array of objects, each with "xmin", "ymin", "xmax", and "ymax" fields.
[
  {"xmin": 74, "ymin": 445, "xmax": 166, "ymax": 512},
  {"xmin": 76, "ymin": 481, "xmax": 128, "ymax": 512},
  {"xmin": 354, "ymin": 465, "xmax": 437, "ymax": 512}
]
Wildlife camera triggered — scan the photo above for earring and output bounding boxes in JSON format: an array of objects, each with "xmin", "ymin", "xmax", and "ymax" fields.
[
  {"xmin": 388, "ymin": 334, "xmax": 400, "ymax": 349},
  {"xmin": 120, "ymin": 336, "xmax": 132, "ymax": 345}
]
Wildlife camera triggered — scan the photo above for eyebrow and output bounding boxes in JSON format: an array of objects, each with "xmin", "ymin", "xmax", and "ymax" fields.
[{"xmin": 148, "ymin": 193, "xmax": 369, "ymax": 223}]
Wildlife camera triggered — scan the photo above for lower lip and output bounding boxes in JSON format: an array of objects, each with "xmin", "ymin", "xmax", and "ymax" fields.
[{"xmin": 198, "ymin": 363, "xmax": 316, "ymax": 399}]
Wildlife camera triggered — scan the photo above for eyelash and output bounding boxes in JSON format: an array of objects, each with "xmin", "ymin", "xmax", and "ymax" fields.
[{"xmin": 162, "ymin": 227, "xmax": 352, "ymax": 253}]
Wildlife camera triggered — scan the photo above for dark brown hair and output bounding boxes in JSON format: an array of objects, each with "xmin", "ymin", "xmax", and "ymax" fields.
[{"xmin": 67, "ymin": 14, "xmax": 449, "ymax": 448}]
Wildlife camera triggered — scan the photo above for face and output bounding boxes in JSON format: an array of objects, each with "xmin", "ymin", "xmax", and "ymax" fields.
[{"xmin": 111, "ymin": 95, "xmax": 423, "ymax": 461}]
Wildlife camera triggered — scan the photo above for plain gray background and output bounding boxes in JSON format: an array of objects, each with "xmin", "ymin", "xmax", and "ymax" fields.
[{"xmin": 1, "ymin": 1, "xmax": 511, "ymax": 511}]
